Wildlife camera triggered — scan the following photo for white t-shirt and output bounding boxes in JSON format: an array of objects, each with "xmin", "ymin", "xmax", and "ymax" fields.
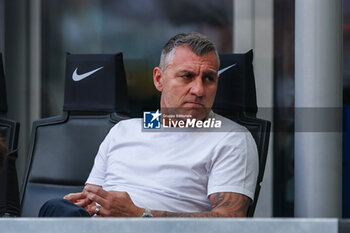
[{"xmin": 86, "ymin": 112, "xmax": 258, "ymax": 213}]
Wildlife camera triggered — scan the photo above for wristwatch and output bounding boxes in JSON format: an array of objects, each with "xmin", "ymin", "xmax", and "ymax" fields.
[{"xmin": 141, "ymin": 208, "xmax": 153, "ymax": 217}]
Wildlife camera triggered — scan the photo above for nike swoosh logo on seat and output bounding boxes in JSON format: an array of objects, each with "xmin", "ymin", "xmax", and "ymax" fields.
[
  {"xmin": 218, "ymin": 64, "xmax": 236, "ymax": 75},
  {"xmin": 72, "ymin": 66, "xmax": 104, "ymax": 81}
]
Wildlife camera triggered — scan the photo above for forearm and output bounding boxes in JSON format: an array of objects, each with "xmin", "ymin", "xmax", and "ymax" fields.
[
  {"xmin": 149, "ymin": 209, "xmax": 245, "ymax": 218},
  {"xmin": 149, "ymin": 192, "xmax": 250, "ymax": 218}
]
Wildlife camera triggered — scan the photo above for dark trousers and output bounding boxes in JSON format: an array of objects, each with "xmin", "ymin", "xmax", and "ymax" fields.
[{"xmin": 38, "ymin": 198, "xmax": 91, "ymax": 217}]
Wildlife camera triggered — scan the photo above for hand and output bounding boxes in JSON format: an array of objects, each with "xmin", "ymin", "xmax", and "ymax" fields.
[
  {"xmin": 64, "ymin": 191, "xmax": 91, "ymax": 208},
  {"xmin": 64, "ymin": 184, "xmax": 101, "ymax": 216},
  {"xmin": 84, "ymin": 186, "xmax": 144, "ymax": 217}
]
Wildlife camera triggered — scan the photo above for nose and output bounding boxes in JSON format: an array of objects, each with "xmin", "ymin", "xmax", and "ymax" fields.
[{"xmin": 189, "ymin": 77, "xmax": 204, "ymax": 97}]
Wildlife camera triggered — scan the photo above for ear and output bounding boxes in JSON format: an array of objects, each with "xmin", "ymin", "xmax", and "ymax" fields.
[{"xmin": 153, "ymin": 67, "xmax": 163, "ymax": 92}]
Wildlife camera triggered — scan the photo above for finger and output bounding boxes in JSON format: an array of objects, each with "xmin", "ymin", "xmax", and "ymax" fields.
[
  {"xmin": 75, "ymin": 198, "xmax": 92, "ymax": 207},
  {"xmin": 90, "ymin": 205, "xmax": 105, "ymax": 217},
  {"xmin": 85, "ymin": 186, "xmax": 109, "ymax": 207},
  {"xmin": 84, "ymin": 186, "xmax": 109, "ymax": 199},
  {"xmin": 87, "ymin": 192, "xmax": 106, "ymax": 207},
  {"xmin": 85, "ymin": 201, "xmax": 97, "ymax": 215},
  {"xmin": 87, "ymin": 204, "xmax": 96, "ymax": 216},
  {"xmin": 96, "ymin": 206, "xmax": 107, "ymax": 217},
  {"xmin": 64, "ymin": 192, "xmax": 86, "ymax": 202}
]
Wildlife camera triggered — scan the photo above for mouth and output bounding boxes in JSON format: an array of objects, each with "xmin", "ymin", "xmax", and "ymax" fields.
[{"xmin": 184, "ymin": 102, "xmax": 204, "ymax": 107}]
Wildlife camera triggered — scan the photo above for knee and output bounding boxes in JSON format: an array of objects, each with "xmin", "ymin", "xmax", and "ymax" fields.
[
  {"xmin": 39, "ymin": 198, "xmax": 90, "ymax": 217},
  {"xmin": 38, "ymin": 198, "xmax": 70, "ymax": 217},
  {"xmin": 42, "ymin": 198, "xmax": 68, "ymax": 209}
]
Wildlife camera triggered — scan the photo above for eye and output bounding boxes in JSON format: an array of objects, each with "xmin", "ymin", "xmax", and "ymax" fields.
[
  {"xmin": 181, "ymin": 73, "xmax": 194, "ymax": 79},
  {"xmin": 204, "ymin": 75, "xmax": 217, "ymax": 82}
]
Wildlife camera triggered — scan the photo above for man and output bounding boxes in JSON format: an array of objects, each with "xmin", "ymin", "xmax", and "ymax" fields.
[{"xmin": 40, "ymin": 32, "xmax": 258, "ymax": 217}]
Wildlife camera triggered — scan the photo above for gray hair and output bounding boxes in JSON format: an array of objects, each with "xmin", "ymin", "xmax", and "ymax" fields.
[{"xmin": 159, "ymin": 33, "xmax": 220, "ymax": 71}]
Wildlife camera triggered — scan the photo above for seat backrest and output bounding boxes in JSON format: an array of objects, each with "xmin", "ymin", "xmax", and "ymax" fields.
[
  {"xmin": 213, "ymin": 50, "xmax": 271, "ymax": 217},
  {"xmin": 20, "ymin": 53, "xmax": 129, "ymax": 217},
  {"xmin": 0, "ymin": 53, "xmax": 21, "ymax": 217}
]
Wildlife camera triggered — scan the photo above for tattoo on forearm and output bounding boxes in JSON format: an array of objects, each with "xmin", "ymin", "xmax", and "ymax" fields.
[
  {"xmin": 210, "ymin": 192, "xmax": 226, "ymax": 208},
  {"xmin": 209, "ymin": 192, "xmax": 250, "ymax": 217}
]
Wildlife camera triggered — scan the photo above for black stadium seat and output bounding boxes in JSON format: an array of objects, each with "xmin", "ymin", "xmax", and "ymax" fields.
[
  {"xmin": 20, "ymin": 53, "xmax": 129, "ymax": 217},
  {"xmin": 213, "ymin": 50, "xmax": 271, "ymax": 217},
  {"xmin": 0, "ymin": 53, "xmax": 21, "ymax": 217}
]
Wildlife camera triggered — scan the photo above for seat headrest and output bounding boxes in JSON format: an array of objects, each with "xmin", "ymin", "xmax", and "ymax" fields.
[
  {"xmin": 0, "ymin": 53, "xmax": 8, "ymax": 113},
  {"xmin": 63, "ymin": 53, "xmax": 129, "ymax": 113},
  {"xmin": 213, "ymin": 50, "xmax": 257, "ymax": 116}
]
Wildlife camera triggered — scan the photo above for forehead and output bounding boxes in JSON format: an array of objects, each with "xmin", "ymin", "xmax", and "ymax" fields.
[{"xmin": 170, "ymin": 46, "xmax": 219, "ymax": 71}]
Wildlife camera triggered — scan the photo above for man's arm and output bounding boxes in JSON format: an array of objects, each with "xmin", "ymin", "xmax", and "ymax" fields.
[
  {"xmin": 151, "ymin": 192, "xmax": 250, "ymax": 217},
  {"xmin": 84, "ymin": 186, "xmax": 251, "ymax": 217}
]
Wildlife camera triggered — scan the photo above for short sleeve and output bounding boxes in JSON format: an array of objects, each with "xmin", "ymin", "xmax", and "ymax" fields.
[{"xmin": 207, "ymin": 130, "xmax": 258, "ymax": 201}]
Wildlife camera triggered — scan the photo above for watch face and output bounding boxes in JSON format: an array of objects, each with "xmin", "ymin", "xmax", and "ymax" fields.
[{"xmin": 141, "ymin": 209, "xmax": 153, "ymax": 217}]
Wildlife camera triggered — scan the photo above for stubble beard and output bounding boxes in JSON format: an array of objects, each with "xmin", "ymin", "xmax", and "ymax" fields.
[{"xmin": 161, "ymin": 95, "xmax": 209, "ymax": 121}]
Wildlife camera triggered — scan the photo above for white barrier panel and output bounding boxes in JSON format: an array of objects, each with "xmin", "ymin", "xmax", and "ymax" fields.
[{"xmin": 0, "ymin": 218, "xmax": 348, "ymax": 233}]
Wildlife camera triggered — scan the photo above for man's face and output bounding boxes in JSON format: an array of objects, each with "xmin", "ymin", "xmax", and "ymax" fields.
[{"xmin": 153, "ymin": 45, "xmax": 219, "ymax": 120}]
